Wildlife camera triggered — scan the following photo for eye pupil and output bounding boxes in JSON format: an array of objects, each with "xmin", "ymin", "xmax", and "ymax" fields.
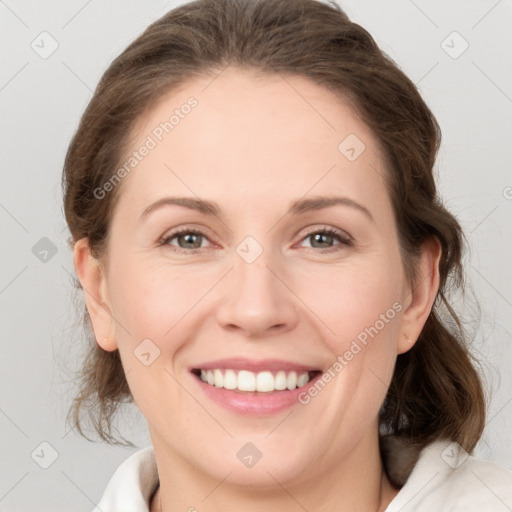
[
  {"xmin": 180, "ymin": 233, "xmax": 201, "ymax": 248},
  {"xmin": 165, "ymin": 228, "xmax": 346, "ymax": 253},
  {"xmin": 311, "ymin": 233, "xmax": 333, "ymax": 248}
]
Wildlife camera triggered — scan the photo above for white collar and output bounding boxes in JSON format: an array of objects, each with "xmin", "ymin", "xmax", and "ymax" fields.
[{"xmin": 93, "ymin": 437, "xmax": 512, "ymax": 511}]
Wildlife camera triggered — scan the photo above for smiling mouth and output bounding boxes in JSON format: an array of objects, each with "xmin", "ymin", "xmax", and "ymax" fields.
[{"xmin": 191, "ymin": 368, "xmax": 322, "ymax": 393}]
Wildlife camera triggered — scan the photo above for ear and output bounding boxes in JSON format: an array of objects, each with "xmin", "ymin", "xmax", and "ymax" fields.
[
  {"xmin": 73, "ymin": 238, "xmax": 118, "ymax": 351},
  {"xmin": 397, "ymin": 236, "xmax": 442, "ymax": 354}
]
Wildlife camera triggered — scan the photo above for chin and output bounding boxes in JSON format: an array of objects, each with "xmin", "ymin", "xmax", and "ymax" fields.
[{"xmin": 193, "ymin": 435, "xmax": 314, "ymax": 489}]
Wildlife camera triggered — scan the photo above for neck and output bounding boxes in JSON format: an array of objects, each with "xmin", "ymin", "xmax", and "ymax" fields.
[{"xmin": 150, "ymin": 431, "xmax": 398, "ymax": 512}]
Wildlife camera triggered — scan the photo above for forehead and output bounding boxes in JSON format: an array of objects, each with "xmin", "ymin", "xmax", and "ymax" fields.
[{"xmin": 113, "ymin": 67, "xmax": 389, "ymax": 219}]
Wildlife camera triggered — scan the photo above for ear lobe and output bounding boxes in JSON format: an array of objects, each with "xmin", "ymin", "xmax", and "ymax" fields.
[
  {"xmin": 73, "ymin": 238, "xmax": 118, "ymax": 352},
  {"xmin": 397, "ymin": 237, "xmax": 442, "ymax": 354}
]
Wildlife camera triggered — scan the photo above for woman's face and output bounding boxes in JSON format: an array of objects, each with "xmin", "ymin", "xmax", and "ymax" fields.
[{"xmin": 82, "ymin": 67, "xmax": 429, "ymax": 487}]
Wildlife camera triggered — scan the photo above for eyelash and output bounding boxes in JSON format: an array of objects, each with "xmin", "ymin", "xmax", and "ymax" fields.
[{"xmin": 158, "ymin": 226, "xmax": 353, "ymax": 254}]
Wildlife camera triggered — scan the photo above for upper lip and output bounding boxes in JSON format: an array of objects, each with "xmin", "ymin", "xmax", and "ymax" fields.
[{"xmin": 190, "ymin": 358, "xmax": 321, "ymax": 373}]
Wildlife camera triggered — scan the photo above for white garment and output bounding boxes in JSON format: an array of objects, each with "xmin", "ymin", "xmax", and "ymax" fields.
[{"xmin": 93, "ymin": 439, "xmax": 512, "ymax": 511}]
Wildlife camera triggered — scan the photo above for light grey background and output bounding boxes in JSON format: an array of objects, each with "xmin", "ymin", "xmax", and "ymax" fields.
[{"xmin": 1, "ymin": 1, "xmax": 511, "ymax": 510}]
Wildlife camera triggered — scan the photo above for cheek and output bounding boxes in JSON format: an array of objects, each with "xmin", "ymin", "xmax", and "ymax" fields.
[
  {"xmin": 109, "ymin": 261, "xmax": 211, "ymax": 345},
  {"xmin": 106, "ymin": 262, "xmax": 199, "ymax": 424},
  {"xmin": 293, "ymin": 257, "xmax": 403, "ymax": 349},
  {"xmin": 109, "ymin": 251, "xmax": 404, "ymax": 356},
  {"xmin": 295, "ymin": 264, "xmax": 403, "ymax": 424}
]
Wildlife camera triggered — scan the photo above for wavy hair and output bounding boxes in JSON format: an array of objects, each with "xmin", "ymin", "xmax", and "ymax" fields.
[{"xmin": 62, "ymin": 0, "xmax": 486, "ymax": 449}]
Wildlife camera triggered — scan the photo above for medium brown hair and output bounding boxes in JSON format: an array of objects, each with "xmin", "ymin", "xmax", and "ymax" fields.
[{"xmin": 62, "ymin": 0, "xmax": 486, "ymax": 449}]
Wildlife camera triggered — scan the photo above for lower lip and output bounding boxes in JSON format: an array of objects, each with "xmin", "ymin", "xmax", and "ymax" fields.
[{"xmin": 192, "ymin": 372, "xmax": 321, "ymax": 416}]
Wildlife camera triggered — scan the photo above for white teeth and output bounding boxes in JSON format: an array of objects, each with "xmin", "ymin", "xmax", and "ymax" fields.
[
  {"xmin": 256, "ymin": 371, "xmax": 274, "ymax": 392},
  {"xmin": 214, "ymin": 369, "xmax": 223, "ymax": 387},
  {"xmin": 198, "ymin": 369, "xmax": 313, "ymax": 392},
  {"xmin": 297, "ymin": 372, "xmax": 309, "ymax": 387},
  {"xmin": 274, "ymin": 370, "xmax": 288, "ymax": 390},
  {"xmin": 223, "ymin": 369, "xmax": 237, "ymax": 390},
  {"xmin": 287, "ymin": 371, "xmax": 297, "ymax": 390},
  {"xmin": 238, "ymin": 370, "xmax": 256, "ymax": 391}
]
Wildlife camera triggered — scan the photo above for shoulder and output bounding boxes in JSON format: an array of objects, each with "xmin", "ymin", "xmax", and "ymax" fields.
[
  {"xmin": 92, "ymin": 446, "xmax": 158, "ymax": 512},
  {"xmin": 386, "ymin": 439, "xmax": 512, "ymax": 511}
]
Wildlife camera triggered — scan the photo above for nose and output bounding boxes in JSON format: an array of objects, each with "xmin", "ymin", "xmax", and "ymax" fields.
[{"xmin": 215, "ymin": 250, "xmax": 299, "ymax": 338}]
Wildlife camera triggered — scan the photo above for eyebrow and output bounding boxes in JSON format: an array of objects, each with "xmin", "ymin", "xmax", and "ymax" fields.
[{"xmin": 140, "ymin": 195, "xmax": 374, "ymax": 222}]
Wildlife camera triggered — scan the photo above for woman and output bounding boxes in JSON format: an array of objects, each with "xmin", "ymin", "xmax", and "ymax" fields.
[{"xmin": 62, "ymin": 0, "xmax": 512, "ymax": 510}]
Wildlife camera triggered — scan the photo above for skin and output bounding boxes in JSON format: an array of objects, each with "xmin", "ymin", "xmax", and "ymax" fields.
[{"xmin": 74, "ymin": 67, "xmax": 441, "ymax": 512}]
